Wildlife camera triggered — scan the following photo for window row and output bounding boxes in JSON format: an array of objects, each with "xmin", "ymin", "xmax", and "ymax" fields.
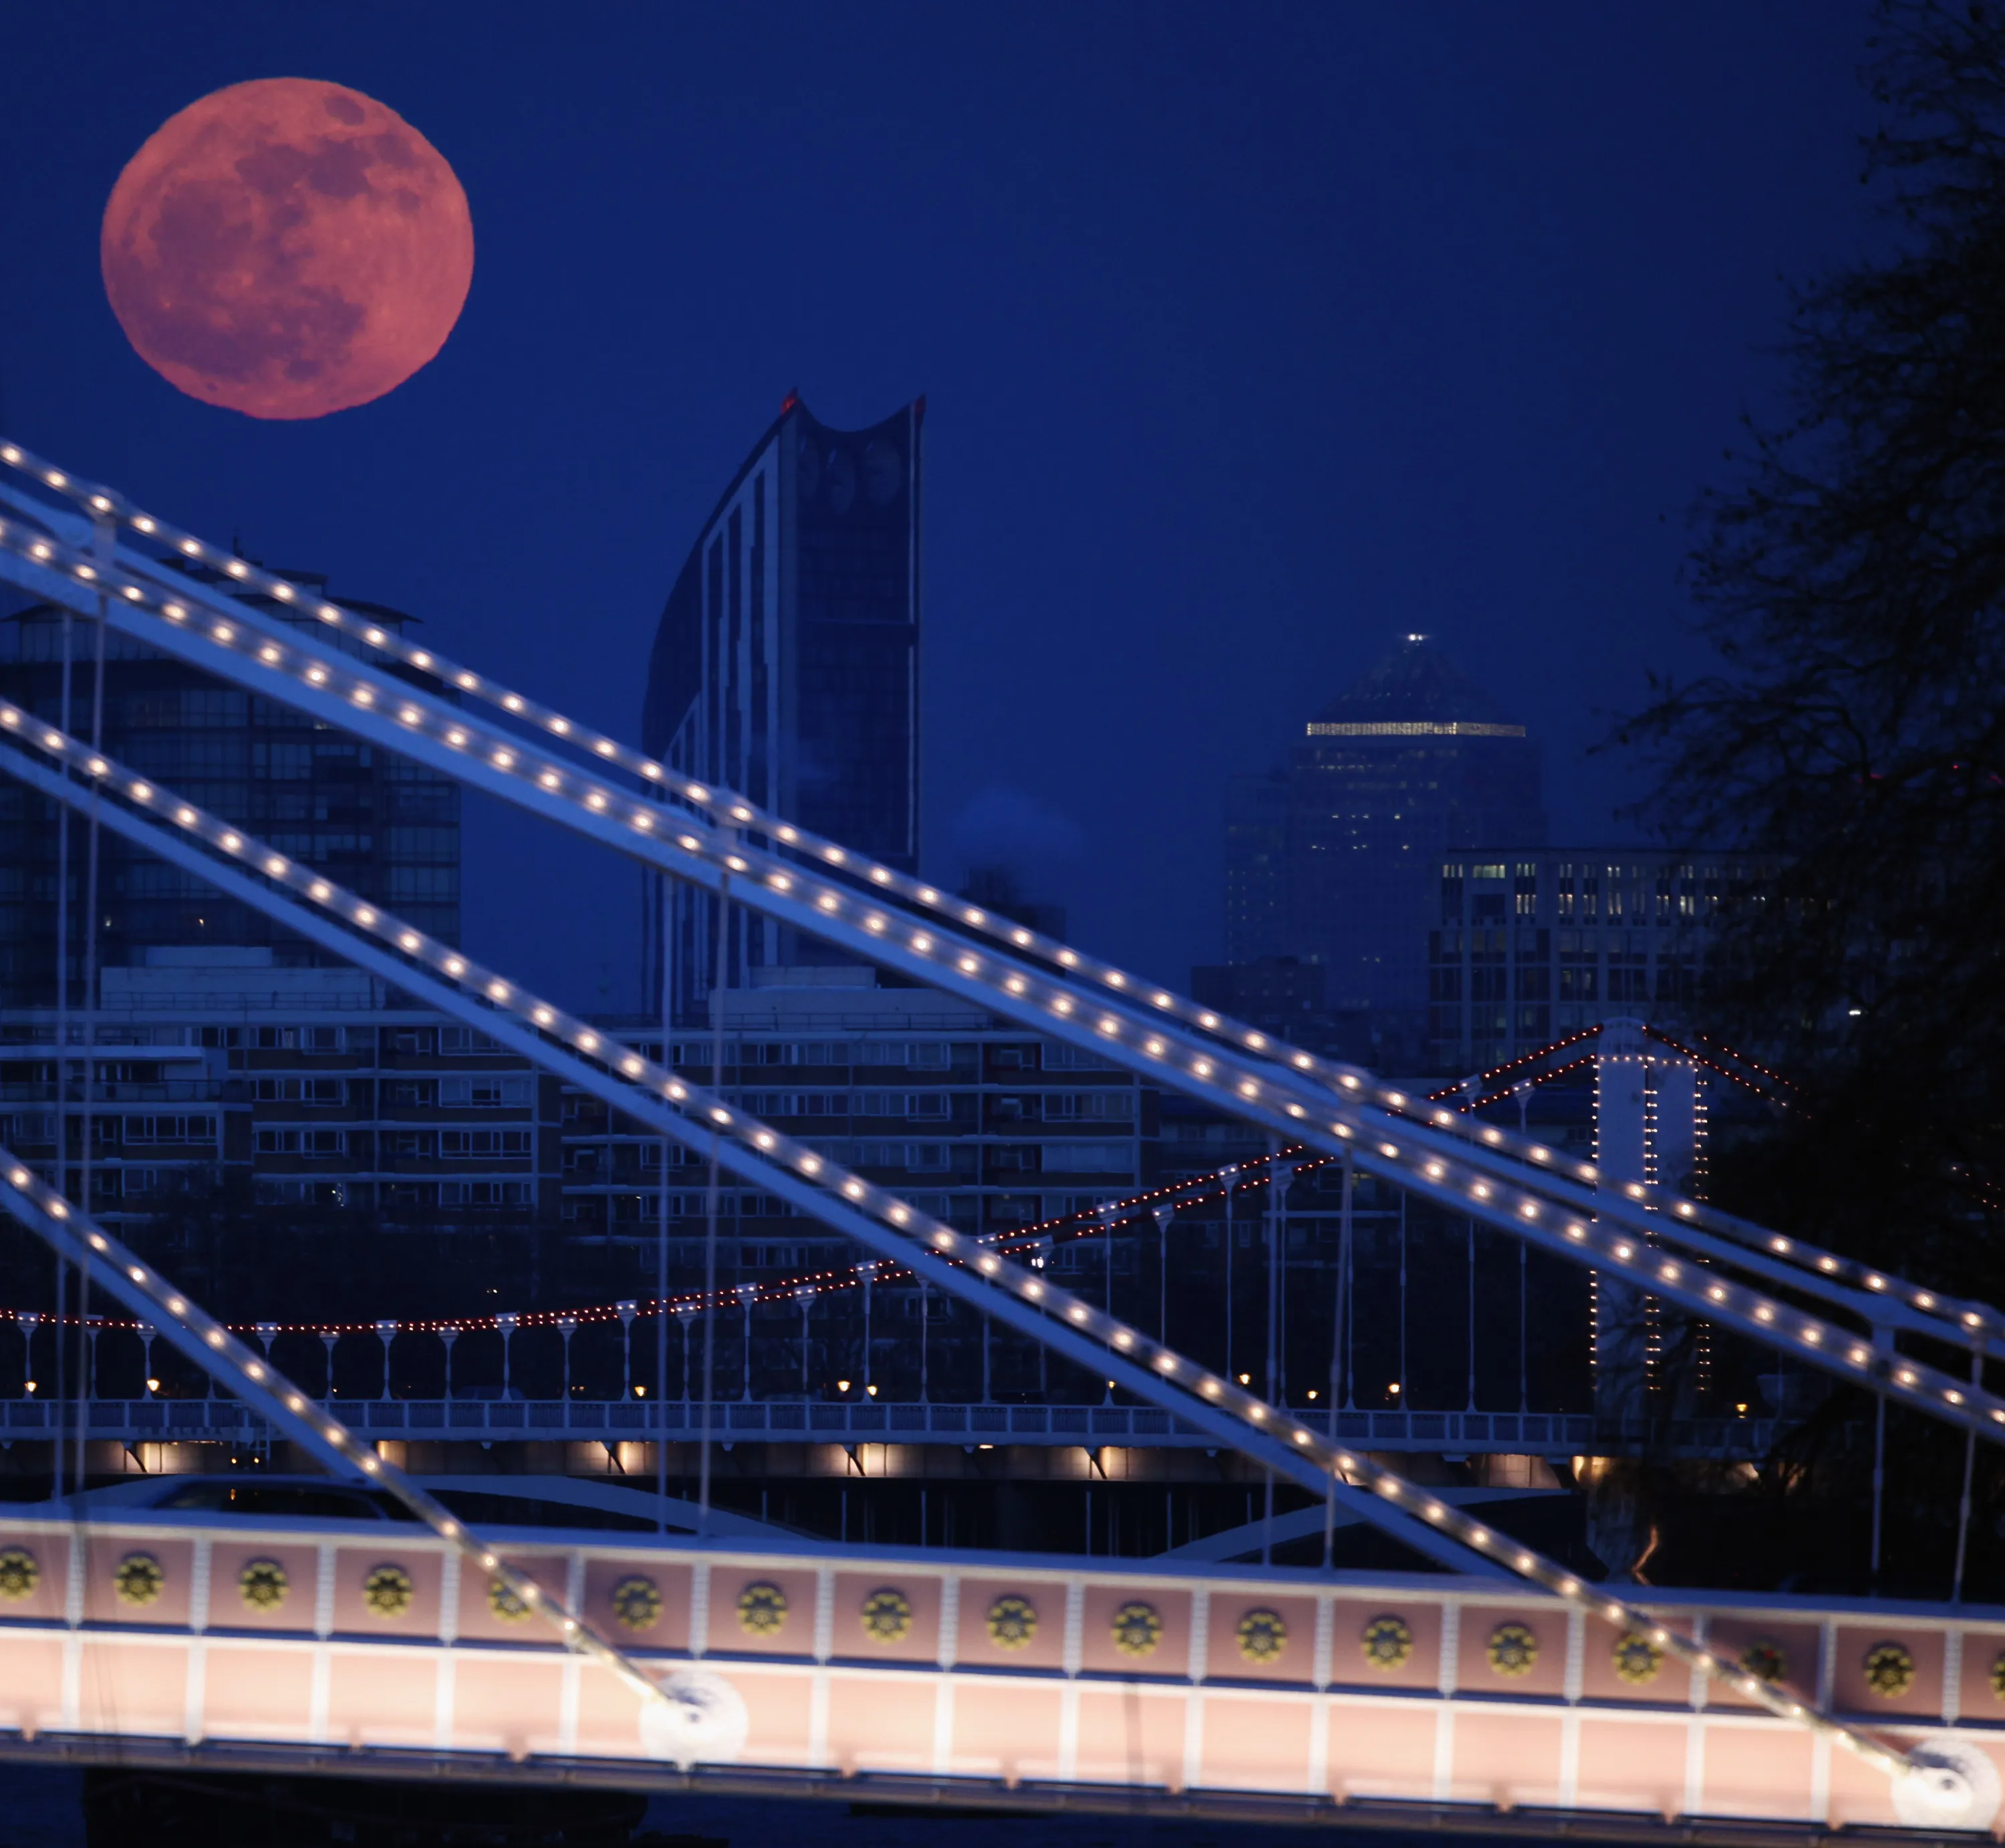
[
  {"xmin": 698, "ymin": 1039, "xmax": 952, "ymax": 1069},
  {"xmin": 733, "ymin": 1091, "xmax": 952, "ymax": 1119},
  {"xmin": 383, "ymin": 1129, "xmax": 533, "ymax": 1160},
  {"xmin": 380, "ymin": 1076, "xmax": 533, "ymax": 1108}
]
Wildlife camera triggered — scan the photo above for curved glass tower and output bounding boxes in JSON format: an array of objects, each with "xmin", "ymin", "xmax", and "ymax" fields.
[{"xmin": 642, "ymin": 394, "xmax": 924, "ymax": 1023}]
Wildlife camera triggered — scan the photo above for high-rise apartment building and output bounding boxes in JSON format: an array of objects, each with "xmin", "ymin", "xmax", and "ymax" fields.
[
  {"xmin": 1221, "ymin": 636, "xmax": 1545, "ymax": 1039},
  {"xmin": 641, "ymin": 394, "xmax": 924, "ymax": 1024},
  {"xmin": 0, "ymin": 571, "xmax": 460, "ymax": 1008}
]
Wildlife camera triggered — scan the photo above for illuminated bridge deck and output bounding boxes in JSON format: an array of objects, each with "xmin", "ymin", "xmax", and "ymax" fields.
[{"xmin": 0, "ymin": 1506, "xmax": 1992, "ymax": 1835}]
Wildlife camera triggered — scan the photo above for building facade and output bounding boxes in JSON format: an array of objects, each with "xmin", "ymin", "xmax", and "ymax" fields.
[
  {"xmin": 3, "ymin": 950, "xmax": 559, "ymax": 1226},
  {"xmin": 561, "ymin": 970, "xmax": 1148, "ymax": 1260},
  {"xmin": 8, "ymin": 961, "xmax": 1150, "ymax": 1266},
  {"xmin": 1426, "ymin": 848, "xmax": 1771, "ymax": 1071},
  {"xmin": 0, "ymin": 577, "xmax": 460, "ymax": 1008},
  {"xmin": 1222, "ymin": 636, "xmax": 1545, "ymax": 1042},
  {"xmin": 640, "ymin": 394, "xmax": 924, "ymax": 1025}
]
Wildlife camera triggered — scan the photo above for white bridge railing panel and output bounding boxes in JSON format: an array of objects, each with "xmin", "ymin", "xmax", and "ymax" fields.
[{"xmin": 0, "ymin": 1509, "xmax": 1989, "ymax": 1832}]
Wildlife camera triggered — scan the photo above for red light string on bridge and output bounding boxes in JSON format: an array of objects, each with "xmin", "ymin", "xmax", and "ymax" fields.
[
  {"xmin": 1685, "ymin": 1027, "xmax": 1796, "ymax": 1091},
  {"xmin": 1643, "ymin": 1025, "xmax": 1794, "ymax": 1103},
  {"xmin": 1425, "ymin": 1027, "xmax": 1606, "ymax": 1103},
  {"xmin": 0, "ymin": 1150, "xmax": 1324, "ymax": 1338},
  {"xmin": 1440, "ymin": 1055, "xmax": 1597, "ymax": 1115}
]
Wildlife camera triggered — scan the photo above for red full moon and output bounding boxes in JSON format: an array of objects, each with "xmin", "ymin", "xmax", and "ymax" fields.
[{"xmin": 102, "ymin": 78, "xmax": 474, "ymax": 420}]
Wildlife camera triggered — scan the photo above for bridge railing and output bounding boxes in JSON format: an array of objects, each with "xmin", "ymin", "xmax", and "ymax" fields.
[{"xmin": 21, "ymin": 1394, "xmax": 1781, "ymax": 1456}]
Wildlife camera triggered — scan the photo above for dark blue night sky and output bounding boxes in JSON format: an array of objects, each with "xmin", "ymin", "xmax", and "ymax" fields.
[{"xmin": 0, "ymin": 3, "xmax": 1875, "ymax": 1011}]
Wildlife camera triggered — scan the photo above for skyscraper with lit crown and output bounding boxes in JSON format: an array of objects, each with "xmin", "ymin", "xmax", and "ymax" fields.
[{"xmin": 1221, "ymin": 634, "xmax": 1545, "ymax": 1042}]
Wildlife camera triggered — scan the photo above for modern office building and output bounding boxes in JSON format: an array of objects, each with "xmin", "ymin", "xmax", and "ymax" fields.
[
  {"xmin": 1425, "ymin": 848, "xmax": 1773, "ymax": 1071},
  {"xmin": 1221, "ymin": 634, "xmax": 1546, "ymax": 1039},
  {"xmin": 640, "ymin": 393, "xmax": 924, "ymax": 1025},
  {"xmin": 0, "ymin": 571, "xmax": 460, "ymax": 1008}
]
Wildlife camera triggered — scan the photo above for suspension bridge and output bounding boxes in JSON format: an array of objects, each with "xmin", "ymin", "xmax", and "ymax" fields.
[{"xmin": 0, "ymin": 438, "xmax": 2000, "ymax": 1837}]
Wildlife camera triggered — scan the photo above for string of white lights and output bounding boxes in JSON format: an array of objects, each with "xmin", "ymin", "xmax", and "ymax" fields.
[
  {"xmin": 0, "ymin": 436, "xmax": 1966, "ymax": 1347},
  {"xmin": 0, "ymin": 1159, "xmax": 673, "ymax": 1717},
  {"xmin": 0, "ymin": 515, "xmax": 1978, "ymax": 1387},
  {"xmin": 0, "ymin": 463, "xmax": 1986, "ymax": 1367},
  {"xmin": 0, "ymin": 752, "xmax": 1940, "ymax": 1782},
  {"xmin": 7, "ymin": 712, "xmax": 2005, "ymax": 1579}
]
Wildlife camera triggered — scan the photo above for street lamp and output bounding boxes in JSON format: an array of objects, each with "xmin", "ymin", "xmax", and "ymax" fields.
[
  {"xmin": 736, "ymin": 1283, "xmax": 758, "ymax": 1402},
  {"xmin": 857, "ymin": 1261, "xmax": 878, "ymax": 1400},
  {"xmin": 615, "ymin": 1300, "xmax": 637, "ymax": 1400},
  {"xmin": 674, "ymin": 1305, "xmax": 698, "ymax": 1404},
  {"xmin": 496, "ymin": 1313, "xmax": 519, "ymax": 1400},
  {"xmin": 557, "ymin": 1315, "xmax": 578, "ymax": 1404}
]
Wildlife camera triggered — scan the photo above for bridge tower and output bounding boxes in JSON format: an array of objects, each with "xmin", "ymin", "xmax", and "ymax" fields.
[
  {"xmin": 1591, "ymin": 1018, "xmax": 1706, "ymax": 1410},
  {"xmin": 1588, "ymin": 1018, "xmax": 1708, "ymax": 1575}
]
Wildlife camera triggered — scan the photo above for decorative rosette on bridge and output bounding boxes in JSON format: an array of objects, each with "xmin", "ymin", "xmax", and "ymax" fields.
[
  {"xmin": 114, "ymin": 1552, "xmax": 163, "ymax": 1607},
  {"xmin": 488, "ymin": 1576, "xmax": 533, "ymax": 1623},
  {"xmin": 1612, "ymin": 1631, "xmax": 1663, "ymax": 1685},
  {"xmin": 611, "ymin": 1575, "xmax": 661, "ymax": 1632},
  {"xmin": 1236, "ymin": 1607, "xmax": 1287, "ymax": 1664},
  {"xmin": 1487, "ymin": 1623, "xmax": 1538, "ymax": 1678},
  {"xmin": 1741, "ymin": 1637, "xmax": 1786, "ymax": 1684},
  {"xmin": 1361, "ymin": 1614, "xmax": 1413, "ymax": 1672},
  {"xmin": 1863, "ymin": 1640, "xmax": 1915, "ymax": 1698},
  {"xmin": 238, "ymin": 1559, "xmax": 287, "ymax": 1611},
  {"xmin": 860, "ymin": 1587, "xmax": 912, "ymax": 1645},
  {"xmin": 0, "ymin": 1547, "xmax": 38, "ymax": 1601},
  {"xmin": 738, "ymin": 1581, "xmax": 787, "ymax": 1637},
  {"xmin": 362, "ymin": 1563, "xmax": 412, "ymax": 1618},
  {"xmin": 1111, "ymin": 1601, "xmax": 1162, "ymax": 1658},
  {"xmin": 986, "ymin": 1594, "xmax": 1037, "ymax": 1651}
]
